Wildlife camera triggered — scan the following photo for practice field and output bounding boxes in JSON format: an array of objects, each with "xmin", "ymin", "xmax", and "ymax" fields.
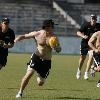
[{"xmin": 0, "ymin": 53, "xmax": 100, "ymax": 100}]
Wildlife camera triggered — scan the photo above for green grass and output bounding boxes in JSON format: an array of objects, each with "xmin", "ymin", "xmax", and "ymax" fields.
[{"xmin": 0, "ymin": 53, "xmax": 100, "ymax": 100}]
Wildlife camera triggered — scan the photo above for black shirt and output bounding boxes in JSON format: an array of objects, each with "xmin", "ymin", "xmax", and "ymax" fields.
[
  {"xmin": 0, "ymin": 28, "xmax": 15, "ymax": 55},
  {"xmin": 79, "ymin": 22, "xmax": 100, "ymax": 43}
]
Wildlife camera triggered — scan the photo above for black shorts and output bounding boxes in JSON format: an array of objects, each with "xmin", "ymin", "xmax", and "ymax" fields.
[
  {"xmin": 27, "ymin": 53, "xmax": 51, "ymax": 78},
  {"xmin": 80, "ymin": 41, "xmax": 89, "ymax": 55},
  {"xmin": 0, "ymin": 54, "xmax": 7, "ymax": 66},
  {"xmin": 93, "ymin": 52, "xmax": 100, "ymax": 66}
]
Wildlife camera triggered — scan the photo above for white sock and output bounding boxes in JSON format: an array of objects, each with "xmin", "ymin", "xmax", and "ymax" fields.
[
  {"xmin": 85, "ymin": 72, "xmax": 88, "ymax": 74},
  {"xmin": 77, "ymin": 68, "xmax": 81, "ymax": 72},
  {"xmin": 18, "ymin": 90, "xmax": 23, "ymax": 94}
]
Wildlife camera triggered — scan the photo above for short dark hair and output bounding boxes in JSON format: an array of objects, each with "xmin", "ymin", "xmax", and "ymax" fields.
[
  {"xmin": 2, "ymin": 18, "xmax": 10, "ymax": 24},
  {"xmin": 42, "ymin": 19, "xmax": 54, "ymax": 29}
]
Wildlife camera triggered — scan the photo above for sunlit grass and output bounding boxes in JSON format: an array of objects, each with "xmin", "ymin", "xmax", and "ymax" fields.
[{"xmin": 0, "ymin": 53, "xmax": 99, "ymax": 100}]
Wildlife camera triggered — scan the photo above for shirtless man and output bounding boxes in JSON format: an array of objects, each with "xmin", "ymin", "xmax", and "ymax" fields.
[
  {"xmin": 88, "ymin": 31, "xmax": 100, "ymax": 87},
  {"xmin": 15, "ymin": 19, "xmax": 61, "ymax": 98}
]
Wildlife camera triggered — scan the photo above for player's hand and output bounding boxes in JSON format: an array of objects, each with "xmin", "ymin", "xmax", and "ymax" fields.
[
  {"xmin": 83, "ymin": 35, "xmax": 88, "ymax": 39},
  {"xmin": 54, "ymin": 45, "xmax": 61, "ymax": 53},
  {"xmin": 3, "ymin": 43, "xmax": 14, "ymax": 48},
  {"xmin": 0, "ymin": 40, "xmax": 5, "ymax": 47},
  {"xmin": 14, "ymin": 39, "xmax": 17, "ymax": 43},
  {"xmin": 3, "ymin": 43, "xmax": 9, "ymax": 48}
]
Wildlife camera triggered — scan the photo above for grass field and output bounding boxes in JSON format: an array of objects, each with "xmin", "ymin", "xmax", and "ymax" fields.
[{"xmin": 0, "ymin": 53, "xmax": 100, "ymax": 100}]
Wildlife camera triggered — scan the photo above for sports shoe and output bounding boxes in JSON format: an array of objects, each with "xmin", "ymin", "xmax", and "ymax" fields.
[
  {"xmin": 97, "ymin": 80, "xmax": 100, "ymax": 87},
  {"xmin": 76, "ymin": 70, "xmax": 81, "ymax": 79},
  {"xmin": 16, "ymin": 92, "xmax": 23, "ymax": 98},
  {"xmin": 84, "ymin": 72, "xmax": 89, "ymax": 80},
  {"xmin": 97, "ymin": 83, "xmax": 100, "ymax": 87}
]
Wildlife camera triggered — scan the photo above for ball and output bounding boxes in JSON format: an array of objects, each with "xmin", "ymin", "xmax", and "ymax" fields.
[{"xmin": 49, "ymin": 36, "xmax": 58, "ymax": 48}]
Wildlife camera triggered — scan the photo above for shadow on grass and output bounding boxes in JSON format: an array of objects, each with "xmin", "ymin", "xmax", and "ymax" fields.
[
  {"xmin": 32, "ymin": 88, "xmax": 84, "ymax": 92},
  {"xmin": 21, "ymin": 96, "xmax": 100, "ymax": 100},
  {"xmin": 55, "ymin": 96, "xmax": 100, "ymax": 100},
  {"xmin": 0, "ymin": 87, "xmax": 18, "ymax": 90},
  {"xmin": 0, "ymin": 87, "xmax": 84, "ymax": 92},
  {"xmin": 87, "ymin": 79, "xmax": 96, "ymax": 82}
]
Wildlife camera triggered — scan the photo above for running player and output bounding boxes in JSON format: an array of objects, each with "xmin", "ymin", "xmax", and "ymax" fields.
[{"xmin": 15, "ymin": 19, "xmax": 61, "ymax": 98}]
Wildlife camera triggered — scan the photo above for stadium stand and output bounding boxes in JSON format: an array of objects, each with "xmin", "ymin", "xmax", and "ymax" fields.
[
  {"xmin": 54, "ymin": 1, "xmax": 100, "ymax": 25},
  {"xmin": 0, "ymin": 0, "xmax": 78, "ymax": 36},
  {"xmin": 0, "ymin": 0, "xmax": 100, "ymax": 36},
  {"xmin": 68, "ymin": 3, "xmax": 100, "ymax": 23},
  {"xmin": 53, "ymin": 1, "xmax": 100, "ymax": 33}
]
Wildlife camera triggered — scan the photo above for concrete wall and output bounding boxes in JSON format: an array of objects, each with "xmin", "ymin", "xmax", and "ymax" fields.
[{"xmin": 9, "ymin": 36, "xmax": 81, "ymax": 54}]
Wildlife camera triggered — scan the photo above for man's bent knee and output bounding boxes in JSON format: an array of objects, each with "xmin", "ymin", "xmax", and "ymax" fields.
[{"xmin": 94, "ymin": 66, "xmax": 100, "ymax": 72}]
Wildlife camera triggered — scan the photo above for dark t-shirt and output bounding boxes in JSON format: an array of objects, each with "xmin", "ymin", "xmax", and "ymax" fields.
[
  {"xmin": 0, "ymin": 28, "xmax": 15, "ymax": 55},
  {"xmin": 79, "ymin": 22, "xmax": 100, "ymax": 44}
]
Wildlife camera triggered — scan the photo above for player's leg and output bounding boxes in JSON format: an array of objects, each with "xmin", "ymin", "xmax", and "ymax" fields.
[
  {"xmin": 36, "ymin": 60, "xmax": 51, "ymax": 86},
  {"xmin": 93, "ymin": 53, "xmax": 100, "ymax": 72},
  {"xmin": 91, "ymin": 64, "xmax": 100, "ymax": 85},
  {"xmin": 78, "ymin": 55, "xmax": 86, "ymax": 70},
  {"xmin": 0, "ymin": 55, "xmax": 7, "ymax": 70},
  {"xmin": 37, "ymin": 74, "xmax": 45, "ymax": 86},
  {"xmin": 84, "ymin": 50, "xmax": 93, "ymax": 80},
  {"xmin": 94, "ymin": 66, "xmax": 100, "ymax": 72},
  {"xmin": 76, "ymin": 45, "xmax": 87, "ymax": 79},
  {"xmin": 90, "ymin": 61, "xmax": 96, "ymax": 77},
  {"xmin": 90, "ymin": 52, "xmax": 98, "ymax": 77},
  {"xmin": 92, "ymin": 53, "xmax": 100, "ymax": 87},
  {"xmin": 95, "ymin": 66, "xmax": 100, "ymax": 87},
  {"xmin": 97, "ymin": 80, "xmax": 100, "ymax": 87},
  {"xmin": 16, "ymin": 66, "xmax": 34, "ymax": 98},
  {"xmin": 76, "ymin": 55, "xmax": 86, "ymax": 79}
]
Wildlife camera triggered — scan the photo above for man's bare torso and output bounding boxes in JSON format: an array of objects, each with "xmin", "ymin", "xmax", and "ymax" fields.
[{"xmin": 34, "ymin": 30, "xmax": 53, "ymax": 60}]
